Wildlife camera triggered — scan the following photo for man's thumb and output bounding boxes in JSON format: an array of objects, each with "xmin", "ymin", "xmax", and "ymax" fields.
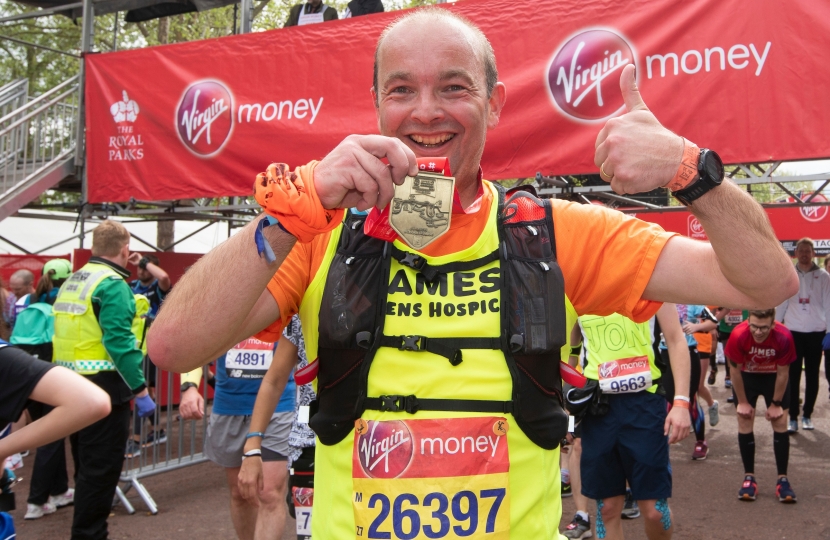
[{"xmin": 620, "ymin": 64, "xmax": 647, "ymax": 112}]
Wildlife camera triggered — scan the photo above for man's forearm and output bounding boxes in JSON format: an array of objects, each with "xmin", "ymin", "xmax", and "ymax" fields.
[
  {"xmin": 146, "ymin": 263, "xmax": 171, "ymax": 291},
  {"xmin": 773, "ymin": 367, "xmax": 789, "ymax": 401},
  {"xmin": 692, "ymin": 181, "xmax": 798, "ymax": 307},
  {"xmin": 149, "ymin": 219, "xmax": 296, "ymax": 372},
  {"xmin": 666, "ymin": 340, "xmax": 690, "ymax": 398}
]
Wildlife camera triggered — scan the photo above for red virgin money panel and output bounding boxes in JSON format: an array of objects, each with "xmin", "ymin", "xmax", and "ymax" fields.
[{"xmin": 85, "ymin": 0, "xmax": 830, "ymax": 203}]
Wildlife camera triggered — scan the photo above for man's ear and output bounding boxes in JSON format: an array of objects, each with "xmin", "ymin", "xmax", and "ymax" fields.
[{"xmin": 487, "ymin": 82, "xmax": 507, "ymax": 130}]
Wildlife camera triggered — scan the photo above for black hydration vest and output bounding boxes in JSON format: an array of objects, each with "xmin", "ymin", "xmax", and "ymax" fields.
[{"xmin": 310, "ymin": 186, "xmax": 570, "ymax": 450}]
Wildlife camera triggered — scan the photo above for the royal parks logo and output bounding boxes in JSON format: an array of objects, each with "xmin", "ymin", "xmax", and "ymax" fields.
[
  {"xmin": 175, "ymin": 80, "xmax": 234, "ymax": 157},
  {"xmin": 546, "ymin": 28, "xmax": 637, "ymax": 122}
]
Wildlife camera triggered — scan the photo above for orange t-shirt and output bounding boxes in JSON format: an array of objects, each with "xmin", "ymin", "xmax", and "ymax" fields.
[{"xmin": 258, "ymin": 180, "xmax": 676, "ymax": 341}]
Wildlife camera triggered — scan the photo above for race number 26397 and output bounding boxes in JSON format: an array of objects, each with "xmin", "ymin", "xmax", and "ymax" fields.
[{"xmin": 357, "ymin": 487, "xmax": 506, "ymax": 539}]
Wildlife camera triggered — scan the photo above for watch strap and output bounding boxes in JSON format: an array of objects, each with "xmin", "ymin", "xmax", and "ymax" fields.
[
  {"xmin": 180, "ymin": 381, "xmax": 198, "ymax": 393},
  {"xmin": 666, "ymin": 138, "xmax": 700, "ymax": 192}
]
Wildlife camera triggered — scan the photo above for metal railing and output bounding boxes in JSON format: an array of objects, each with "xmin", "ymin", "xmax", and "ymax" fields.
[
  {"xmin": 0, "ymin": 75, "xmax": 79, "ymax": 200},
  {"xmin": 0, "ymin": 79, "xmax": 28, "ymax": 118},
  {"xmin": 117, "ymin": 361, "xmax": 211, "ymax": 514}
]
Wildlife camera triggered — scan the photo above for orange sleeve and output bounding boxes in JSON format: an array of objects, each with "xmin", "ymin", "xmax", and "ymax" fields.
[
  {"xmin": 254, "ymin": 229, "xmax": 333, "ymax": 342},
  {"xmin": 552, "ymin": 200, "xmax": 677, "ymax": 323}
]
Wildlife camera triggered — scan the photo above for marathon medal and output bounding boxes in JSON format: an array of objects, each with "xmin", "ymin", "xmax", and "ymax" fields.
[{"xmin": 389, "ymin": 172, "xmax": 454, "ymax": 249}]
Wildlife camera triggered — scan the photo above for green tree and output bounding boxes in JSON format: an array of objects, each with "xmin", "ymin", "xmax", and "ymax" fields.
[{"xmin": 1, "ymin": 0, "xmax": 440, "ymax": 93}]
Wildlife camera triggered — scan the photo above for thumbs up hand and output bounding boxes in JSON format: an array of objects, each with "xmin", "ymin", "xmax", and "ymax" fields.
[{"xmin": 594, "ymin": 64, "xmax": 687, "ymax": 195}]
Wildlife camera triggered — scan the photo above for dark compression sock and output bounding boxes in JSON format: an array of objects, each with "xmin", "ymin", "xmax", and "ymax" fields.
[
  {"xmin": 738, "ymin": 432, "xmax": 755, "ymax": 474},
  {"xmin": 773, "ymin": 431, "xmax": 789, "ymax": 476}
]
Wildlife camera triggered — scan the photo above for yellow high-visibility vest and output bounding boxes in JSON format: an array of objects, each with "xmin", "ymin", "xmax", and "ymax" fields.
[{"xmin": 53, "ymin": 262, "xmax": 148, "ymax": 374}]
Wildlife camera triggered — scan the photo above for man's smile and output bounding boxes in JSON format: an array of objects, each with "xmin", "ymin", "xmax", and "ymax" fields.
[{"xmin": 408, "ymin": 133, "xmax": 455, "ymax": 148}]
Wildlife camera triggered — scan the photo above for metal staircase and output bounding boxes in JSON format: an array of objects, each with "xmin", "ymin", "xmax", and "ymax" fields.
[{"xmin": 0, "ymin": 75, "xmax": 79, "ymax": 221}]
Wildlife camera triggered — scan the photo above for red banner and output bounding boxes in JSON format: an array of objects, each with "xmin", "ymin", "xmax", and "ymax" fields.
[
  {"xmin": 637, "ymin": 200, "xmax": 830, "ymax": 256},
  {"xmin": 85, "ymin": 0, "xmax": 830, "ymax": 203}
]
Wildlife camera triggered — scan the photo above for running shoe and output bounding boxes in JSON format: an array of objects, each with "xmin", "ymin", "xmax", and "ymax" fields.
[
  {"xmin": 24, "ymin": 501, "xmax": 56, "ymax": 520},
  {"xmin": 125, "ymin": 439, "xmax": 142, "ymax": 458},
  {"xmin": 788, "ymin": 420, "xmax": 798, "ymax": 434},
  {"xmin": 561, "ymin": 480, "xmax": 573, "ymax": 498},
  {"xmin": 802, "ymin": 417, "xmax": 814, "ymax": 431},
  {"xmin": 621, "ymin": 490, "xmax": 640, "ymax": 519},
  {"xmin": 707, "ymin": 370, "xmax": 717, "ymax": 385},
  {"xmin": 724, "ymin": 377, "xmax": 732, "ymax": 389},
  {"xmin": 776, "ymin": 477, "xmax": 797, "ymax": 503},
  {"xmin": 738, "ymin": 475, "xmax": 757, "ymax": 501},
  {"xmin": 709, "ymin": 400, "xmax": 720, "ymax": 427},
  {"xmin": 692, "ymin": 440, "xmax": 709, "ymax": 460},
  {"xmin": 562, "ymin": 513, "xmax": 593, "ymax": 539},
  {"xmin": 47, "ymin": 488, "xmax": 74, "ymax": 508},
  {"xmin": 142, "ymin": 429, "xmax": 168, "ymax": 447}
]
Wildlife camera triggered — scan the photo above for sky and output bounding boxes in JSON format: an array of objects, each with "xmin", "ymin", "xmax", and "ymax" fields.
[{"xmin": 0, "ymin": 159, "xmax": 827, "ymax": 257}]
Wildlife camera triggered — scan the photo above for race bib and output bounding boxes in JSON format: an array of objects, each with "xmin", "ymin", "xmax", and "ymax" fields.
[
  {"xmin": 225, "ymin": 338, "xmax": 273, "ymax": 379},
  {"xmin": 293, "ymin": 486, "xmax": 314, "ymax": 538},
  {"xmin": 598, "ymin": 356, "xmax": 652, "ymax": 394},
  {"xmin": 725, "ymin": 309, "xmax": 743, "ymax": 325},
  {"xmin": 352, "ymin": 417, "xmax": 510, "ymax": 540}
]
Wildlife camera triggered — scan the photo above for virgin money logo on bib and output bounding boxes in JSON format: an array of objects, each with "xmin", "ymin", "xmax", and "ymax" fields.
[
  {"xmin": 356, "ymin": 420, "xmax": 414, "ymax": 479},
  {"xmin": 546, "ymin": 29, "xmax": 636, "ymax": 121},
  {"xmin": 176, "ymin": 80, "xmax": 233, "ymax": 157},
  {"xmin": 599, "ymin": 362, "xmax": 620, "ymax": 379}
]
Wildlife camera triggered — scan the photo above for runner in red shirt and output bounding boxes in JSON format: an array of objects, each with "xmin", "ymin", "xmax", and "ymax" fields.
[{"xmin": 725, "ymin": 309, "xmax": 797, "ymax": 503}]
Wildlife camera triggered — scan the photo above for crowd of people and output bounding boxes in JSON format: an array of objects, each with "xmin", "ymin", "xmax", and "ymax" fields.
[{"xmin": 1, "ymin": 7, "xmax": 829, "ymax": 540}]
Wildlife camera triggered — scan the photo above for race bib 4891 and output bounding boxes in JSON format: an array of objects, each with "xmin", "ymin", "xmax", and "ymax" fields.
[{"xmin": 352, "ymin": 417, "xmax": 510, "ymax": 540}]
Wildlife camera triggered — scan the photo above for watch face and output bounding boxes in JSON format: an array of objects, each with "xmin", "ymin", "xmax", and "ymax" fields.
[{"xmin": 702, "ymin": 150, "xmax": 724, "ymax": 184}]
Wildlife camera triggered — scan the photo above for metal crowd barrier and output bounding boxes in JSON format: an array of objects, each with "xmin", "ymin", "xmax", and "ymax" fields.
[{"xmin": 116, "ymin": 361, "xmax": 212, "ymax": 515}]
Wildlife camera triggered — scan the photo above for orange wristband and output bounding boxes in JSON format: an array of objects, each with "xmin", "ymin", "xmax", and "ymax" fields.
[
  {"xmin": 672, "ymin": 399, "xmax": 690, "ymax": 410},
  {"xmin": 254, "ymin": 162, "xmax": 344, "ymax": 244},
  {"xmin": 666, "ymin": 138, "xmax": 700, "ymax": 192}
]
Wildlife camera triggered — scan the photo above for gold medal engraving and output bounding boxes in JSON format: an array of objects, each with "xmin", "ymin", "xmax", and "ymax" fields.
[{"xmin": 389, "ymin": 172, "xmax": 455, "ymax": 249}]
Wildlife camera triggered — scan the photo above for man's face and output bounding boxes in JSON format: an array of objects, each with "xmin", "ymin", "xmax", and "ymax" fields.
[
  {"xmin": 9, "ymin": 277, "xmax": 28, "ymax": 297},
  {"xmin": 373, "ymin": 19, "xmax": 505, "ymax": 186},
  {"xmin": 795, "ymin": 243, "xmax": 814, "ymax": 267},
  {"xmin": 137, "ymin": 267, "xmax": 152, "ymax": 282},
  {"xmin": 748, "ymin": 315, "xmax": 774, "ymax": 343}
]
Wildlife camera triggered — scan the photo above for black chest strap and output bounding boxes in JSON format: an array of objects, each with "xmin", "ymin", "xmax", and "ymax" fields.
[
  {"xmin": 364, "ymin": 394, "xmax": 514, "ymax": 415},
  {"xmin": 391, "ymin": 245, "xmax": 499, "ymax": 282},
  {"xmin": 377, "ymin": 335, "xmax": 500, "ymax": 366}
]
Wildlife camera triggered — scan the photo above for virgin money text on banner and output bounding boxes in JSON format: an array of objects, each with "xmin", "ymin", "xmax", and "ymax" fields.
[{"xmin": 85, "ymin": 0, "xmax": 830, "ymax": 203}]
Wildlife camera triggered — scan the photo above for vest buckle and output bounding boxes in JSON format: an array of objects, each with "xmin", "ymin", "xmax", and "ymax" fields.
[
  {"xmin": 378, "ymin": 394, "xmax": 420, "ymax": 414},
  {"xmin": 400, "ymin": 335, "xmax": 426, "ymax": 352}
]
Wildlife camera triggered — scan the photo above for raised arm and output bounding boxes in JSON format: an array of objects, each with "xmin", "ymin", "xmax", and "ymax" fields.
[
  {"xmin": 149, "ymin": 136, "xmax": 417, "ymax": 373},
  {"xmin": 596, "ymin": 65, "xmax": 798, "ymax": 309},
  {"xmin": 148, "ymin": 222, "xmax": 294, "ymax": 372}
]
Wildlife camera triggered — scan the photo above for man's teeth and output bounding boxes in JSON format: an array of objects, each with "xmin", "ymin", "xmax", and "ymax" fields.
[{"xmin": 410, "ymin": 134, "xmax": 454, "ymax": 146}]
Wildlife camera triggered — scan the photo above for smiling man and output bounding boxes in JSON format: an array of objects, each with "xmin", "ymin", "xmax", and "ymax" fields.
[{"xmin": 150, "ymin": 9, "xmax": 797, "ymax": 538}]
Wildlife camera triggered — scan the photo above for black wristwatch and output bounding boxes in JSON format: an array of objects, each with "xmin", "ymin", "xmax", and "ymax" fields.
[
  {"xmin": 138, "ymin": 257, "xmax": 150, "ymax": 270},
  {"xmin": 771, "ymin": 399, "xmax": 783, "ymax": 407},
  {"xmin": 672, "ymin": 148, "xmax": 724, "ymax": 206},
  {"xmin": 181, "ymin": 382, "xmax": 198, "ymax": 393}
]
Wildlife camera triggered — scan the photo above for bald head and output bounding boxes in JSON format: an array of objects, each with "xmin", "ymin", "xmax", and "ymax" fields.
[
  {"xmin": 10, "ymin": 269, "xmax": 35, "ymax": 297},
  {"xmin": 373, "ymin": 8, "xmax": 498, "ymax": 105}
]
